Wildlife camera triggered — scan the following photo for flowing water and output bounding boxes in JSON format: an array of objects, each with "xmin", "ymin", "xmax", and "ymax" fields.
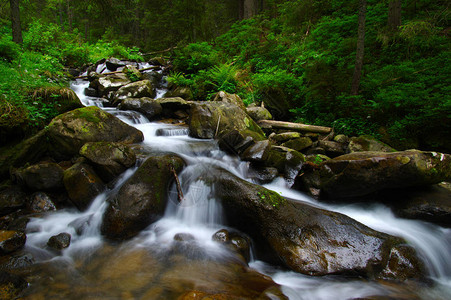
[{"xmin": 21, "ymin": 64, "xmax": 451, "ymax": 299}]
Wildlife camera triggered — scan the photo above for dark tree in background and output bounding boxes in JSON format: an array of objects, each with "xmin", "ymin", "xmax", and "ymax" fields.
[
  {"xmin": 350, "ymin": 0, "xmax": 367, "ymax": 95},
  {"xmin": 10, "ymin": 0, "xmax": 23, "ymax": 43},
  {"xmin": 388, "ymin": 0, "xmax": 402, "ymax": 31}
]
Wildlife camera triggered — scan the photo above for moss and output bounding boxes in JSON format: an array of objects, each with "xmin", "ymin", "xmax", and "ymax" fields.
[
  {"xmin": 70, "ymin": 107, "xmax": 104, "ymax": 124},
  {"xmin": 256, "ymin": 189, "xmax": 286, "ymax": 209}
]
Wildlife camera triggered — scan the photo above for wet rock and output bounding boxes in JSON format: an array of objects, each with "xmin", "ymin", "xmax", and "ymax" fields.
[
  {"xmin": 80, "ymin": 142, "xmax": 137, "ymax": 182},
  {"xmin": 266, "ymin": 146, "xmax": 304, "ymax": 184},
  {"xmin": 113, "ymin": 79, "xmax": 155, "ymax": 103},
  {"xmin": 84, "ymin": 87, "xmax": 98, "ymax": 97},
  {"xmin": 269, "ymin": 132, "xmax": 301, "ymax": 143},
  {"xmin": 0, "ymin": 253, "xmax": 34, "ymax": 271},
  {"xmin": 213, "ymin": 91, "xmax": 246, "ymax": 111},
  {"xmin": 101, "ymin": 154, "xmax": 185, "ymax": 240},
  {"xmin": 0, "ymin": 230, "xmax": 26, "ymax": 255},
  {"xmin": 317, "ymin": 140, "xmax": 347, "ymax": 157},
  {"xmin": 28, "ymin": 192, "xmax": 56, "ymax": 213},
  {"xmin": 68, "ymin": 214, "xmax": 93, "ymax": 235},
  {"xmin": 248, "ymin": 166, "xmax": 279, "ymax": 184},
  {"xmin": 0, "ymin": 186, "xmax": 26, "ymax": 216},
  {"xmin": 13, "ymin": 162, "xmax": 64, "ymax": 191},
  {"xmin": 46, "ymin": 106, "xmax": 143, "ymax": 160},
  {"xmin": 301, "ymin": 150, "xmax": 451, "ymax": 199},
  {"xmin": 230, "ymin": 234, "xmax": 251, "ymax": 263},
  {"xmin": 206, "ymin": 168, "xmax": 426, "ymax": 280},
  {"xmin": 155, "ymin": 97, "xmax": 191, "ymax": 118},
  {"xmin": 189, "ymin": 102, "xmax": 265, "ymax": 141},
  {"xmin": 63, "ymin": 162, "xmax": 105, "ymax": 211},
  {"xmin": 173, "ymin": 233, "xmax": 195, "ymax": 242},
  {"xmin": 241, "ymin": 140, "xmax": 272, "ymax": 162},
  {"xmin": 105, "ymin": 57, "xmax": 126, "ymax": 71},
  {"xmin": 282, "ymin": 137, "xmax": 313, "ymax": 152},
  {"xmin": 246, "ymin": 106, "xmax": 273, "ymax": 122},
  {"xmin": 305, "ymin": 154, "xmax": 330, "ymax": 165},
  {"xmin": 0, "ymin": 271, "xmax": 28, "ymax": 299},
  {"xmin": 117, "ymin": 98, "xmax": 162, "ymax": 120},
  {"xmin": 349, "ymin": 135, "xmax": 396, "ymax": 153},
  {"xmin": 212, "ymin": 229, "xmax": 230, "ymax": 243},
  {"xmin": 378, "ymin": 244, "xmax": 426, "ymax": 281},
  {"xmin": 389, "ymin": 182, "xmax": 451, "ymax": 227},
  {"xmin": 218, "ymin": 130, "xmax": 256, "ymax": 156},
  {"xmin": 47, "ymin": 232, "xmax": 71, "ymax": 250},
  {"xmin": 89, "ymin": 73, "xmax": 131, "ymax": 97}
]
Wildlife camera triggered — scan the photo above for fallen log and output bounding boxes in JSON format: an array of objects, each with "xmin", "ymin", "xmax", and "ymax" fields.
[
  {"xmin": 257, "ymin": 120, "xmax": 332, "ymax": 134},
  {"xmin": 75, "ymin": 66, "xmax": 161, "ymax": 79}
]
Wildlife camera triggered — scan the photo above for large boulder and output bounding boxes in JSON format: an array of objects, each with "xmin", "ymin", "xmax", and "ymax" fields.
[
  {"xmin": 63, "ymin": 162, "xmax": 105, "ymax": 211},
  {"xmin": 117, "ymin": 98, "xmax": 162, "ymax": 120},
  {"xmin": 101, "ymin": 154, "xmax": 185, "ymax": 240},
  {"xmin": 112, "ymin": 80, "xmax": 155, "ymax": 104},
  {"xmin": 300, "ymin": 150, "xmax": 451, "ymax": 199},
  {"xmin": 206, "ymin": 168, "xmax": 425, "ymax": 280},
  {"xmin": 80, "ymin": 142, "xmax": 136, "ymax": 182},
  {"xmin": 89, "ymin": 73, "xmax": 131, "ymax": 98},
  {"xmin": 189, "ymin": 102, "xmax": 265, "ymax": 141},
  {"xmin": 12, "ymin": 162, "xmax": 64, "ymax": 191},
  {"xmin": 46, "ymin": 106, "xmax": 143, "ymax": 160}
]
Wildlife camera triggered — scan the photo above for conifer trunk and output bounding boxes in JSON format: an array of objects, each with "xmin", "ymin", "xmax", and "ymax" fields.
[
  {"xmin": 10, "ymin": 0, "xmax": 23, "ymax": 44},
  {"xmin": 351, "ymin": 0, "xmax": 367, "ymax": 95},
  {"xmin": 388, "ymin": 0, "xmax": 402, "ymax": 31}
]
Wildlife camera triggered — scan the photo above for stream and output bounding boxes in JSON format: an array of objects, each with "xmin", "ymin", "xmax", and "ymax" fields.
[{"xmin": 22, "ymin": 63, "xmax": 451, "ymax": 299}]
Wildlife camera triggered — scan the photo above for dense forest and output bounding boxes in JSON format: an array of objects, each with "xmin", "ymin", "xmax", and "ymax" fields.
[{"xmin": 1, "ymin": 0, "xmax": 450, "ymax": 151}]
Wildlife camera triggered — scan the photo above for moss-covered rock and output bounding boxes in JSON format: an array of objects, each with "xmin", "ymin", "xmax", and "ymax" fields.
[
  {"xmin": 301, "ymin": 150, "xmax": 451, "ymax": 199},
  {"xmin": 46, "ymin": 106, "xmax": 143, "ymax": 160},
  {"xmin": 207, "ymin": 168, "xmax": 425, "ymax": 280},
  {"xmin": 164, "ymin": 86, "xmax": 193, "ymax": 100},
  {"xmin": 80, "ymin": 142, "xmax": 136, "ymax": 182},
  {"xmin": 63, "ymin": 162, "xmax": 105, "ymax": 211},
  {"xmin": 118, "ymin": 98, "xmax": 162, "ymax": 120},
  {"xmin": 189, "ymin": 102, "xmax": 265, "ymax": 141},
  {"xmin": 266, "ymin": 146, "xmax": 304, "ymax": 183},
  {"xmin": 213, "ymin": 91, "xmax": 246, "ymax": 111},
  {"xmin": 281, "ymin": 137, "xmax": 313, "ymax": 152},
  {"xmin": 246, "ymin": 106, "xmax": 273, "ymax": 122},
  {"xmin": 101, "ymin": 154, "xmax": 185, "ymax": 240},
  {"xmin": 349, "ymin": 135, "xmax": 396, "ymax": 153},
  {"xmin": 269, "ymin": 132, "xmax": 301, "ymax": 143}
]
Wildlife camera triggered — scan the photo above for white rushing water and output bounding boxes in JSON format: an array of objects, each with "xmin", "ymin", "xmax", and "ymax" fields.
[{"xmin": 23, "ymin": 72, "xmax": 451, "ymax": 299}]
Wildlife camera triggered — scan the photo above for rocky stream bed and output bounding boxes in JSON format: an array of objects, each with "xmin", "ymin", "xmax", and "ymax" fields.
[{"xmin": 0, "ymin": 58, "xmax": 450, "ymax": 299}]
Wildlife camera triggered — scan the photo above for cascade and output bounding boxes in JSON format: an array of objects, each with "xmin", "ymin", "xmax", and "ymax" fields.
[{"xmin": 21, "ymin": 63, "xmax": 451, "ymax": 299}]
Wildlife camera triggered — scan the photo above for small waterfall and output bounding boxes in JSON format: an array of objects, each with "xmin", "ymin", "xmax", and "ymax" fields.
[{"xmin": 22, "ymin": 67, "xmax": 451, "ymax": 299}]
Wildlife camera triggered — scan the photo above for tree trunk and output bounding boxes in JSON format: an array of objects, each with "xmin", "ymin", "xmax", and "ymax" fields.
[
  {"xmin": 67, "ymin": 0, "xmax": 73, "ymax": 32},
  {"xmin": 240, "ymin": 0, "xmax": 258, "ymax": 19},
  {"xmin": 10, "ymin": 0, "xmax": 23, "ymax": 44},
  {"xmin": 350, "ymin": 0, "xmax": 367, "ymax": 96},
  {"xmin": 388, "ymin": 0, "xmax": 402, "ymax": 31},
  {"xmin": 257, "ymin": 120, "xmax": 332, "ymax": 134}
]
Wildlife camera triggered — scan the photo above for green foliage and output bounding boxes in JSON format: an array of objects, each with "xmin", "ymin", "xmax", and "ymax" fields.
[{"xmin": 173, "ymin": 42, "xmax": 219, "ymax": 74}]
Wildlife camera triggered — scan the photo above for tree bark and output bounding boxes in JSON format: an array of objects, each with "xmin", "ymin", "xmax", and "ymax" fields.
[
  {"xmin": 388, "ymin": 0, "xmax": 402, "ymax": 31},
  {"xmin": 257, "ymin": 120, "xmax": 332, "ymax": 134},
  {"xmin": 350, "ymin": 0, "xmax": 367, "ymax": 95},
  {"xmin": 10, "ymin": 0, "xmax": 23, "ymax": 44}
]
